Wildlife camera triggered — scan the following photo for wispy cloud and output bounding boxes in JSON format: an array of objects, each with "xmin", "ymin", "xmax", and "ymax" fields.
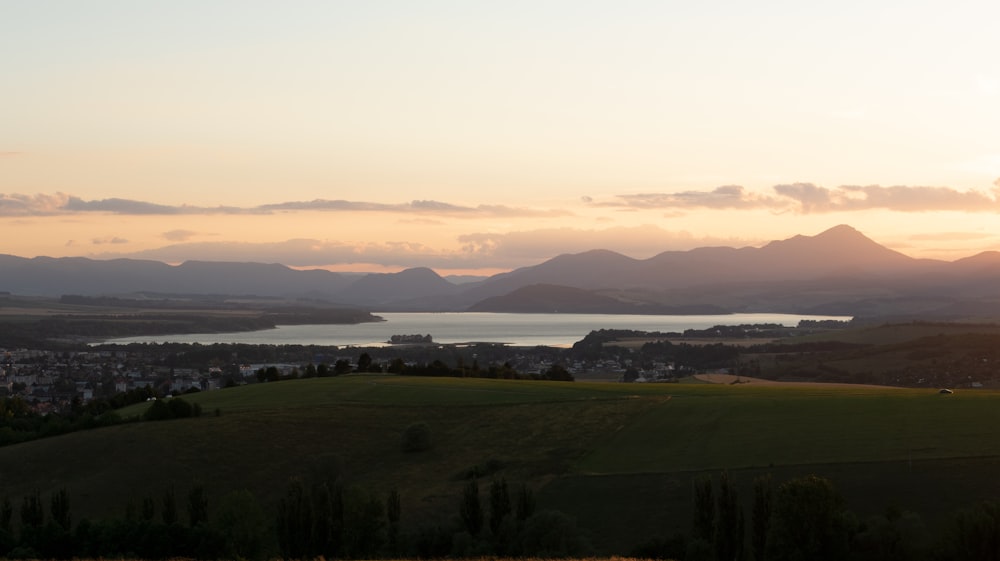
[
  {"xmin": 603, "ymin": 182, "xmax": 1000, "ymax": 214},
  {"xmin": 0, "ymin": 152, "xmax": 22, "ymax": 158},
  {"xmin": 0, "ymin": 192, "xmax": 70, "ymax": 215},
  {"xmin": 610, "ymin": 185, "xmax": 779, "ymax": 210},
  {"xmin": 66, "ymin": 197, "xmax": 186, "ymax": 215},
  {"xmin": 0, "ymin": 193, "xmax": 571, "ymax": 218},
  {"xmin": 91, "ymin": 236, "xmax": 129, "ymax": 245},
  {"xmin": 774, "ymin": 183, "xmax": 1000, "ymax": 213},
  {"xmin": 162, "ymin": 229, "xmax": 200, "ymax": 242}
]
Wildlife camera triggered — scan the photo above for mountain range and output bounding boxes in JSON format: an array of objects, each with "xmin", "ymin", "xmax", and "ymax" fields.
[{"xmin": 3, "ymin": 225, "xmax": 1000, "ymax": 318}]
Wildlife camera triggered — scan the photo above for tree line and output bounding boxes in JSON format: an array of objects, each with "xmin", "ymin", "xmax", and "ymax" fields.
[
  {"xmin": 4, "ymin": 470, "xmax": 1000, "ymax": 559},
  {"xmin": 0, "ymin": 473, "xmax": 594, "ymax": 560},
  {"xmin": 0, "ymin": 392, "xmax": 202, "ymax": 447},
  {"xmin": 255, "ymin": 354, "xmax": 575, "ymax": 382},
  {"xmin": 634, "ymin": 471, "xmax": 1000, "ymax": 561}
]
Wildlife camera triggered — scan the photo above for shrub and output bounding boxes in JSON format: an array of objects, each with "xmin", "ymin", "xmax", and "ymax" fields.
[
  {"xmin": 518, "ymin": 509, "xmax": 593, "ymax": 557},
  {"xmin": 401, "ymin": 422, "xmax": 432, "ymax": 453}
]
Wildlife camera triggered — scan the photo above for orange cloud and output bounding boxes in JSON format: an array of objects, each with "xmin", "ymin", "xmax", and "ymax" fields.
[{"xmin": 603, "ymin": 182, "xmax": 1000, "ymax": 214}]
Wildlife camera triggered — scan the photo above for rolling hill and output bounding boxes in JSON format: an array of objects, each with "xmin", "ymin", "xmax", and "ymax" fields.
[{"xmin": 3, "ymin": 375, "xmax": 1000, "ymax": 554}]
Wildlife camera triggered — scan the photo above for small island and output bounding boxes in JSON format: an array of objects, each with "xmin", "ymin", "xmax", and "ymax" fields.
[{"xmin": 387, "ymin": 334, "xmax": 434, "ymax": 344}]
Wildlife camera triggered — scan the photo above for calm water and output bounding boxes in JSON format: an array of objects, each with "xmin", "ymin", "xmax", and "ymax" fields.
[{"xmin": 100, "ymin": 312, "xmax": 850, "ymax": 348}]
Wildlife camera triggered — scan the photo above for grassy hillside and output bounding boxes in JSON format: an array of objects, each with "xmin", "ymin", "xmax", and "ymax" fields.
[
  {"xmin": 753, "ymin": 323, "xmax": 1000, "ymax": 387},
  {"xmin": 2, "ymin": 375, "xmax": 999, "ymax": 553}
]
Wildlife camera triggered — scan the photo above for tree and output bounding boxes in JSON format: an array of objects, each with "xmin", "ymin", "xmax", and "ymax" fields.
[
  {"xmin": 692, "ymin": 474, "xmax": 715, "ymax": 542},
  {"xmin": 167, "ymin": 397, "xmax": 193, "ymax": 418},
  {"xmin": 303, "ymin": 363, "xmax": 317, "ymax": 378},
  {"xmin": 215, "ymin": 489, "xmax": 270, "ymax": 561},
  {"xmin": 0, "ymin": 497, "xmax": 12, "ymax": 532},
  {"xmin": 342, "ymin": 487, "xmax": 385, "ymax": 558},
  {"xmin": 187, "ymin": 484, "xmax": 208, "ymax": 527},
  {"xmin": 143, "ymin": 399, "xmax": 172, "ymax": 421},
  {"xmin": 765, "ymin": 475, "xmax": 854, "ymax": 561},
  {"xmin": 141, "ymin": 495, "xmax": 156, "ymax": 522},
  {"xmin": 386, "ymin": 487, "xmax": 401, "ymax": 556},
  {"xmin": 714, "ymin": 471, "xmax": 744, "ymax": 561},
  {"xmin": 0, "ymin": 497, "xmax": 12, "ymax": 557},
  {"xmin": 357, "ymin": 352, "xmax": 373, "ymax": 372},
  {"xmin": 543, "ymin": 363, "xmax": 574, "ymax": 381},
  {"xmin": 50, "ymin": 488, "xmax": 71, "ymax": 531},
  {"xmin": 162, "ymin": 487, "xmax": 177, "ymax": 526},
  {"xmin": 489, "ymin": 478, "xmax": 512, "ymax": 535},
  {"xmin": 941, "ymin": 500, "xmax": 1000, "ymax": 561},
  {"xmin": 516, "ymin": 483, "xmax": 536, "ymax": 522},
  {"xmin": 401, "ymin": 421, "xmax": 432, "ymax": 452},
  {"xmin": 751, "ymin": 474, "xmax": 772, "ymax": 561},
  {"xmin": 688, "ymin": 474, "xmax": 715, "ymax": 561},
  {"xmin": 276, "ymin": 477, "xmax": 312, "ymax": 559},
  {"xmin": 17, "ymin": 489, "xmax": 44, "ymax": 554},
  {"xmin": 310, "ymin": 479, "xmax": 344, "ymax": 557},
  {"xmin": 460, "ymin": 478, "xmax": 483, "ymax": 536},
  {"xmin": 20, "ymin": 490, "xmax": 44, "ymax": 529},
  {"xmin": 852, "ymin": 506, "xmax": 925, "ymax": 561},
  {"xmin": 519, "ymin": 510, "xmax": 593, "ymax": 557}
]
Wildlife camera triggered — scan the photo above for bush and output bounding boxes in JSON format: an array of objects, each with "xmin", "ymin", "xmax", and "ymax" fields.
[
  {"xmin": 143, "ymin": 398, "xmax": 197, "ymax": 422},
  {"xmin": 401, "ymin": 422, "xmax": 432, "ymax": 453},
  {"xmin": 518, "ymin": 510, "xmax": 593, "ymax": 557}
]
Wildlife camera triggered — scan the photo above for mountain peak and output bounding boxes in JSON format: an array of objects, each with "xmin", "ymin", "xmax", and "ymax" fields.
[
  {"xmin": 759, "ymin": 224, "xmax": 912, "ymax": 271},
  {"xmin": 818, "ymin": 223, "xmax": 861, "ymax": 236},
  {"xmin": 814, "ymin": 224, "xmax": 868, "ymax": 242}
]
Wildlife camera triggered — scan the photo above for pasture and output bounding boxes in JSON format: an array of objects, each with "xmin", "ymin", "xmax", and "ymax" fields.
[{"xmin": 3, "ymin": 375, "xmax": 1000, "ymax": 554}]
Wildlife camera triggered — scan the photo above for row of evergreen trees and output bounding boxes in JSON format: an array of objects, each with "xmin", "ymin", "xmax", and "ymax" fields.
[
  {"xmin": 638, "ymin": 472, "xmax": 1000, "ymax": 561},
  {"xmin": 0, "ymin": 474, "xmax": 593, "ymax": 560},
  {"xmin": 0, "ymin": 485, "xmax": 253, "ymax": 559},
  {"xmin": 273, "ymin": 475, "xmax": 592, "ymax": 559},
  {"xmin": 7, "ymin": 472, "xmax": 1000, "ymax": 559}
]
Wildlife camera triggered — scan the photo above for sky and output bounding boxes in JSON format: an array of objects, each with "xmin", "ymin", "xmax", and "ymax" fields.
[{"xmin": 2, "ymin": 1, "xmax": 999, "ymax": 276}]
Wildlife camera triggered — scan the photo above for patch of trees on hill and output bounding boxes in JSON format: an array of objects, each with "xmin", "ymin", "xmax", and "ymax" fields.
[{"xmin": 0, "ymin": 391, "xmax": 201, "ymax": 447}]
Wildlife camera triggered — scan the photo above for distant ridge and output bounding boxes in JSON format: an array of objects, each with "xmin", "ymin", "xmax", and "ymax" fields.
[
  {"xmin": 2, "ymin": 226, "xmax": 999, "ymax": 318},
  {"xmin": 0, "ymin": 255, "xmax": 355, "ymax": 300},
  {"xmin": 334, "ymin": 267, "xmax": 458, "ymax": 306},
  {"xmin": 468, "ymin": 224, "xmax": 944, "ymax": 297}
]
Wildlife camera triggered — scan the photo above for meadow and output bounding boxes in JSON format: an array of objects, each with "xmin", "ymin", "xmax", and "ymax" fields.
[{"xmin": 2, "ymin": 375, "xmax": 999, "ymax": 554}]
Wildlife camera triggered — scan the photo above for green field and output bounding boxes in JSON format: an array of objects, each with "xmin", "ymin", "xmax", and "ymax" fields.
[{"xmin": 3, "ymin": 375, "xmax": 1000, "ymax": 553}]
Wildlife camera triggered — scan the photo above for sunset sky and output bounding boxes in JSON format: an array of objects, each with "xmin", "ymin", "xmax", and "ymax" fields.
[{"xmin": 2, "ymin": 1, "xmax": 999, "ymax": 276}]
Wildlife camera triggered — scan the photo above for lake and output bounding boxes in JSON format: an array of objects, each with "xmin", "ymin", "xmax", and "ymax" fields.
[{"xmin": 100, "ymin": 312, "xmax": 851, "ymax": 347}]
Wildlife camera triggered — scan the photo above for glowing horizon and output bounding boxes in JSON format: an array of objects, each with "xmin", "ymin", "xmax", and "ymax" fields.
[{"xmin": 2, "ymin": 2, "xmax": 999, "ymax": 275}]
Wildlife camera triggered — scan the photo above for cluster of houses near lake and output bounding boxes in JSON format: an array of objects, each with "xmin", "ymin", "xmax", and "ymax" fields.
[{"xmin": 0, "ymin": 343, "xmax": 689, "ymax": 413}]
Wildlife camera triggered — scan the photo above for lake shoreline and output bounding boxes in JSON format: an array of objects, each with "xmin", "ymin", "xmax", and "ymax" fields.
[{"xmin": 96, "ymin": 311, "xmax": 852, "ymax": 348}]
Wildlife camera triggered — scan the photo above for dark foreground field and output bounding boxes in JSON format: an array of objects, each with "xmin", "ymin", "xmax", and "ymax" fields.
[{"xmin": 2, "ymin": 375, "xmax": 999, "ymax": 554}]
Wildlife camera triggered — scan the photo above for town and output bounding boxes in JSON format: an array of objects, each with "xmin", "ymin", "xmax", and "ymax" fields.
[
  {"xmin": 10, "ymin": 318, "xmax": 996, "ymax": 421},
  {"xmin": 0, "ymin": 325, "xmax": 761, "ymax": 415}
]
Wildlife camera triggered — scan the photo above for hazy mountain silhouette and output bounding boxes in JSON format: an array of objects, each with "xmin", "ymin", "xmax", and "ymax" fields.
[
  {"xmin": 2, "ymin": 225, "xmax": 999, "ymax": 318},
  {"xmin": 0, "ymin": 255, "xmax": 354, "ymax": 299},
  {"xmin": 465, "ymin": 225, "xmax": 941, "ymax": 297},
  {"xmin": 333, "ymin": 267, "xmax": 458, "ymax": 307},
  {"xmin": 458, "ymin": 225, "xmax": 998, "ymax": 317}
]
